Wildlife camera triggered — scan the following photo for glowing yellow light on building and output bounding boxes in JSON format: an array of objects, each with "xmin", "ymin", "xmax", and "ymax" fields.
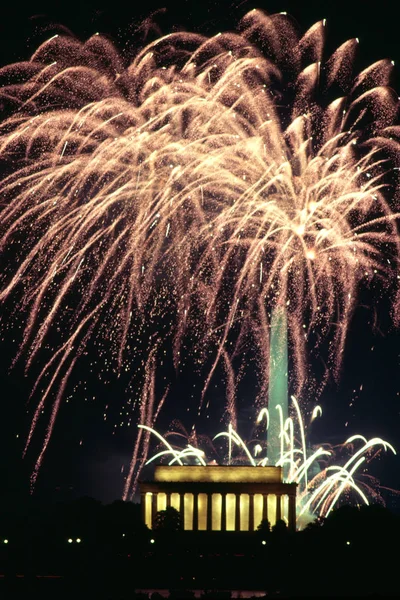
[
  {"xmin": 171, "ymin": 492, "xmax": 180, "ymax": 512},
  {"xmin": 154, "ymin": 465, "xmax": 282, "ymax": 483},
  {"xmin": 157, "ymin": 492, "xmax": 167, "ymax": 512},
  {"xmin": 184, "ymin": 493, "xmax": 194, "ymax": 531},
  {"xmin": 212, "ymin": 493, "xmax": 222, "ymax": 531},
  {"xmin": 267, "ymin": 494, "xmax": 277, "ymax": 526},
  {"xmin": 254, "ymin": 493, "xmax": 263, "ymax": 528},
  {"xmin": 240, "ymin": 494, "xmax": 249, "ymax": 531},
  {"xmin": 145, "ymin": 492, "xmax": 152, "ymax": 529},
  {"xmin": 198, "ymin": 493, "xmax": 208, "ymax": 531},
  {"xmin": 226, "ymin": 494, "xmax": 236, "ymax": 531}
]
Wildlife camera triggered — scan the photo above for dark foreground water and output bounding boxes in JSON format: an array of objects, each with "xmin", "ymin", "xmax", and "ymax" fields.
[
  {"xmin": 0, "ymin": 576, "xmax": 395, "ymax": 600},
  {"xmin": 134, "ymin": 590, "xmax": 266, "ymax": 598},
  {"xmin": 0, "ymin": 577, "xmax": 269, "ymax": 599}
]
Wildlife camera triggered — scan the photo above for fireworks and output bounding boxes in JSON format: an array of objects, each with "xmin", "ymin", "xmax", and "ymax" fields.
[
  {"xmin": 0, "ymin": 10, "xmax": 399, "ymax": 495},
  {"xmin": 140, "ymin": 398, "xmax": 396, "ymax": 526}
]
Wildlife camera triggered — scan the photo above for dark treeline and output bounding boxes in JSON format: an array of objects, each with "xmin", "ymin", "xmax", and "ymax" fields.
[{"xmin": 0, "ymin": 497, "xmax": 399, "ymax": 598}]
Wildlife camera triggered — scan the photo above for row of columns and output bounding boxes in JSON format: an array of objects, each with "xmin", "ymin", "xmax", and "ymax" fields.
[{"xmin": 143, "ymin": 491, "xmax": 296, "ymax": 531}]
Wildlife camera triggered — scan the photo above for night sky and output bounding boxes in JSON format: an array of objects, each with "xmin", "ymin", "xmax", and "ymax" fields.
[{"xmin": 0, "ymin": 0, "xmax": 399, "ymax": 511}]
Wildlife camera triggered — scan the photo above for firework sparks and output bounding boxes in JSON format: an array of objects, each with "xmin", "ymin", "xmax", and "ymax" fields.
[
  {"xmin": 0, "ymin": 10, "xmax": 399, "ymax": 494},
  {"xmin": 141, "ymin": 397, "xmax": 396, "ymax": 526}
]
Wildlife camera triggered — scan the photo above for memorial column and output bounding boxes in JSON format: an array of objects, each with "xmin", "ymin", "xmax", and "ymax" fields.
[
  {"xmin": 179, "ymin": 493, "xmax": 185, "ymax": 529},
  {"xmin": 249, "ymin": 494, "xmax": 255, "ymax": 531},
  {"xmin": 289, "ymin": 494, "xmax": 296, "ymax": 532},
  {"xmin": 235, "ymin": 494, "xmax": 241, "ymax": 531},
  {"xmin": 193, "ymin": 493, "xmax": 199, "ymax": 531},
  {"xmin": 206, "ymin": 493, "xmax": 213, "ymax": 531},
  {"xmin": 276, "ymin": 494, "xmax": 282, "ymax": 522},
  {"xmin": 221, "ymin": 494, "xmax": 227, "ymax": 532},
  {"xmin": 152, "ymin": 493, "xmax": 158, "ymax": 529},
  {"xmin": 262, "ymin": 493, "xmax": 268, "ymax": 523}
]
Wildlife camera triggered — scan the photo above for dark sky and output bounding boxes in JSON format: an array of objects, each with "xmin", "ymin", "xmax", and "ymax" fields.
[{"xmin": 0, "ymin": 0, "xmax": 399, "ymax": 511}]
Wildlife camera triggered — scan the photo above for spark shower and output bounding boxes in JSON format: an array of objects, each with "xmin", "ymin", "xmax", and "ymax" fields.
[
  {"xmin": 140, "ymin": 398, "xmax": 396, "ymax": 524},
  {"xmin": 0, "ymin": 9, "xmax": 399, "ymax": 499}
]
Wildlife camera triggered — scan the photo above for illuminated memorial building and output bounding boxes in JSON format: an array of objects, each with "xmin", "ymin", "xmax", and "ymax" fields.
[{"xmin": 140, "ymin": 465, "xmax": 297, "ymax": 532}]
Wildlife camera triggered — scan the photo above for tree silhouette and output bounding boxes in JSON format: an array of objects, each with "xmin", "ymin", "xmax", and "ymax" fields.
[
  {"xmin": 271, "ymin": 519, "xmax": 288, "ymax": 545},
  {"xmin": 154, "ymin": 506, "xmax": 182, "ymax": 532},
  {"xmin": 304, "ymin": 515, "xmax": 326, "ymax": 532},
  {"xmin": 272, "ymin": 518, "xmax": 288, "ymax": 533},
  {"xmin": 256, "ymin": 518, "xmax": 271, "ymax": 537}
]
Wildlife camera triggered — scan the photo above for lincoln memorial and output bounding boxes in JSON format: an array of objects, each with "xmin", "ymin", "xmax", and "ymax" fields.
[{"xmin": 140, "ymin": 465, "xmax": 297, "ymax": 532}]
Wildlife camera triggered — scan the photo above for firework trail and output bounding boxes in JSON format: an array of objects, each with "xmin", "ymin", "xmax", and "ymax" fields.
[
  {"xmin": 140, "ymin": 399, "xmax": 396, "ymax": 526},
  {"xmin": 0, "ymin": 10, "xmax": 399, "ymax": 495}
]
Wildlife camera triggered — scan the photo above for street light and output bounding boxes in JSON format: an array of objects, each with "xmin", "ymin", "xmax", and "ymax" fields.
[
  {"xmin": 67, "ymin": 538, "xmax": 73, "ymax": 544},
  {"xmin": 76, "ymin": 538, "xmax": 81, "ymax": 543}
]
